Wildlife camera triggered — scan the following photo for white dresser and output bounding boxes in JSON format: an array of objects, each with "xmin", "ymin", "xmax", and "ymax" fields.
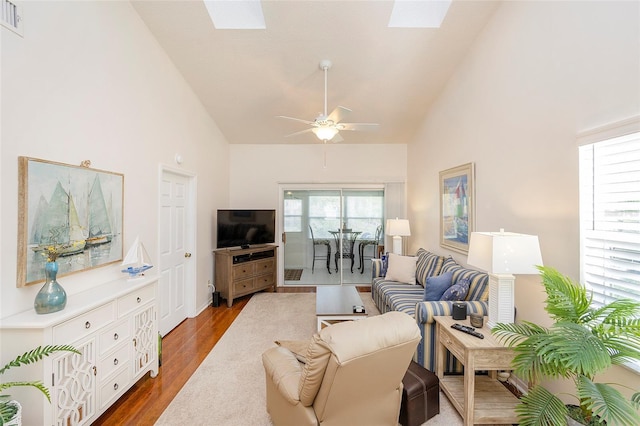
[{"xmin": 0, "ymin": 275, "xmax": 159, "ymax": 426}]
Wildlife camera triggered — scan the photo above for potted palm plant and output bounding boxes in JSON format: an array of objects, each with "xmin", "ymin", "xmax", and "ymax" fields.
[
  {"xmin": 0, "ymin": 345, "xmax": 78, "ymax": 425},
  {"xmin": 493, "ymin": 266, "xmax": 640, "ymax": 426}
]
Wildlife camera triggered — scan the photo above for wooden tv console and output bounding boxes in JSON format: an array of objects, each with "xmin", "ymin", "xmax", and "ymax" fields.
[{"xmin": 214, "ymin": 245, "xmax": 277, "ymax": 307}]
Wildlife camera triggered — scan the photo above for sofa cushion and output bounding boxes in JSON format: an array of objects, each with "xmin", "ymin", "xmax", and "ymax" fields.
[
  {"xmin": 440, "ymin": 276, "xmax": 470, "ymax": 301},
  {"xmin": 385, "ymin": 253, "xmax": 417, "ymax": 285},
  {"xmin": 386, "ymin": 286, "xmax": 424, "ymax": 318},
  {"xmin": 415, "ymin": 249, "xmax": 445, "ymax": 287},
  {"xmin": 423, "ymin": 271, "xmax": 453, "ymax": 301},
  {"xmin": 440, "ymin": 257, "xmax": 489, "ymax": 302}
]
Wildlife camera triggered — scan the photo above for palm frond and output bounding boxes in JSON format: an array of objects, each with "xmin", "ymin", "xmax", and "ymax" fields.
[
  {"xmin": 0, "ymin": 345, "xmax": 79, "ymax": 375},
  {"xmin": 632, "ymin": 392, "xmax": 640, "ymax": 408},
  {"xmin": 0, "ymin": 400, "xmax": 19, "ymax": 425},
  {"xmin": 538, "ymin": 266, "xmax": 591, "ymax": 322},
  {"xmin": 516, "ymin": 384, "xmax": 568, "ymax": 426},
  {"xmin": 492, "ymin": 321, "xmax": 548, "ymax": 347},
  {"xmin": 539, "ymin": 322, "xmax": 611, "ymax": 377},
  {"xmin": 577, "ymin": 376, "xmax": 640, "ymax": 426},
  {"xmin": 0, "ymin": 381, "xmax": 51, "ymax": 402}
]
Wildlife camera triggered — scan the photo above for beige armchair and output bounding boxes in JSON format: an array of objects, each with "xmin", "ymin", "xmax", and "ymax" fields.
[{"xmin": 261, "ymin": 311, "xmax": 421, "ymax": 426}]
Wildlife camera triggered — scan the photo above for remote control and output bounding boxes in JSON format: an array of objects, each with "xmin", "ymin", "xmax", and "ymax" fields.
[{"xmin": 451, "ymin": 323, "xmax": 484, "ymax": 339}]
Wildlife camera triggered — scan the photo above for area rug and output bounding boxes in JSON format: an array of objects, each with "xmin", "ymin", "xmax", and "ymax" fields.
[
  {"xmin": 284, "ymin": 268, "xmax": 303, "ymax": 280},
  {"xmin": 155, "ymin": 292, "xmax": 462, "ymax": 425}
]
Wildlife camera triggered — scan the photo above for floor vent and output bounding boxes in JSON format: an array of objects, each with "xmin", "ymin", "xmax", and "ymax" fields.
[{"xmin": 1, "ymin": 0, "xmax": 23, "ymax": 36}]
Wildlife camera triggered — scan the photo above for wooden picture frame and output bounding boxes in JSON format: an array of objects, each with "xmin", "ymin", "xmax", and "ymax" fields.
[
  {"xmin": 17, "ymin": 157, "xmax": 124, "ymax": 287},
  {"xmin": 439, "ymin": 162, "xmax": 475, "ymax": 254}
]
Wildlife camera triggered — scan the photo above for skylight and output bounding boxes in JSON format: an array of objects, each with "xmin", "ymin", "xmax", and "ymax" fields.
[
  {"xmin": 204, "ymin": 0, "xmax": 266, "ymax": 30},
  {"xmin": 388, "ymin": 0, "xmax": 452, "ymax": 28}
]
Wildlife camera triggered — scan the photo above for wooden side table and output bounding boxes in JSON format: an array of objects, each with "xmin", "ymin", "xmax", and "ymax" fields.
[{"xmin": 434, "ymin": 316, "xmax": 519, "ymax": 425}]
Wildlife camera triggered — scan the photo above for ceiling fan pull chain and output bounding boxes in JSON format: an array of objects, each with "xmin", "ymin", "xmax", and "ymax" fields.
[{"xmin": 323, "ymin": 63, "xmax": 328, "ymax": 117}]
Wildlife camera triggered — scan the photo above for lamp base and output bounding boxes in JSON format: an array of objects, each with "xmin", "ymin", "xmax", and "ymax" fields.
[
  {"xmin": 392, "ymin": 236, "xmax": 403, "ymax": 255},
  {"xmin": 487, "ymin": 273, "xmax": 515, "ymax": 329}
]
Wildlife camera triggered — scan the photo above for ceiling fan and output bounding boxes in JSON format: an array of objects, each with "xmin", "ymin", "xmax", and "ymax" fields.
[{"xmin": 279, "ymin": 60, "xmax": 379, "ymax": 143}]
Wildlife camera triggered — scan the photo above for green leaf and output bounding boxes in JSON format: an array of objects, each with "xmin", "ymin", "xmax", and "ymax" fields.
[
  {"xmin": 0, "ymin": 345, "xmax": 79, "ymax": 375},
  {"xmin": 517, "ymin": 385, "xmax": 568, "ymax": 426},
  {"xmin": 0, "ymin": 402, "xmax": 18, "ymax": 425},
  {"xmin": 577, "ymin": 376, "xmax": 640, "ymax": 426}
]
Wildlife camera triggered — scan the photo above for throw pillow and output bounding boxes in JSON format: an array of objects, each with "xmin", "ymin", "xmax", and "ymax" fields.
[
  {"xmin": 423, "ymin": 271, "xmax": 454, "ymax": 300},
  {"xmin": 380, "ymin": 252, "xmax": 389, "ymax": 276},
  {"xmin": 384, "ymin": 253, "xmax": 417, "ymax": 284},
  {"xmin": 440, "ymin": 276, "xmax": 471, "ymax": 301}
]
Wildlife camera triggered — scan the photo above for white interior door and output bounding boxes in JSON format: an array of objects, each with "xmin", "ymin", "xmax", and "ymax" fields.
[{"xmin": 159, "ymin": 169, "xmax": 195, "ymax": 336}]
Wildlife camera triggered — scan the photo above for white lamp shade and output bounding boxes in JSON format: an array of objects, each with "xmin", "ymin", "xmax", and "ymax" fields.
[
  {"xmin": 467, "ymin": 231, "xmax": 542, "ymax": 275},
  {"xmin": 312, "ymin": 126, "xmax": 338, "ymax": 141},
  {"xmin": 386, "ymin": 219, "xmax": 411, "ymax": 237}
]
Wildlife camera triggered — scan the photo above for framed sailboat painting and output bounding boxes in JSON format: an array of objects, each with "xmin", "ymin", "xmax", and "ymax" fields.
[{"xmin": 17, "ymin": 157, "xmax": 124, "ymax": 287}]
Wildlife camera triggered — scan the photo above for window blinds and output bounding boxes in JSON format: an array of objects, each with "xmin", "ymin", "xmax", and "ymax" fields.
[{"xmin": 579, "ymin": 131, "xmax": 640, "ymax": 307}]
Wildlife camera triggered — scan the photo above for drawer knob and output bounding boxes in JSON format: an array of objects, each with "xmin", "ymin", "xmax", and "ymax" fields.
[
  {"xmin": 114, "ymin": 383, "xmax": 119, "ymax": 391},
  {"xmin": 85, "ymin": 321, "xmax": 91, "ymax": 329},
  {"xmin": 114, "ymin": 333, "xmax": 119, "ymax": 340},
  {"xmin": 113, "ymin": 358, "xmax": 119, "ymax": 366},
  {"xmin": 137, "ymin": 297, "xmax": 141, "ymax": 303}
]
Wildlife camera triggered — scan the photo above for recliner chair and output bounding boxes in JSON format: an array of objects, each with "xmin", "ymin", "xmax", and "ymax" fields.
[{"xmin": 261, "ymin": 311, "xmax": 421, "ymax": 426}]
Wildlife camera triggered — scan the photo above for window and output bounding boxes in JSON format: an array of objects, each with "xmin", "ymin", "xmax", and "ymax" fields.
[
  {"xmin": 283, "ymin": 197, "xmax": 302, "ymax": 232},
  {"xmin": 307, "ymin": 190, "xmax": 384, "ymax": 238},
  {"xmin": 579, "ymin": 130, "xmax": 640, "ymax": 309}
]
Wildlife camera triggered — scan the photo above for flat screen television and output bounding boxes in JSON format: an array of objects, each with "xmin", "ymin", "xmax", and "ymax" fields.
[{"xmin": 216, "ymin": 209, "xmax": 276, "ymax": 249}]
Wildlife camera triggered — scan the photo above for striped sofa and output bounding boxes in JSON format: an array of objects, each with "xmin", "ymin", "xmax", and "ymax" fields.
[{"xmin": 371, "ymin": 248, "xmax": 489, "ymax": 372}]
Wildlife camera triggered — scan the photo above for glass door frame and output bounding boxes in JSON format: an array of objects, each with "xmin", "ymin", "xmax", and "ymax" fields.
[{"xmin": 278, "ymin": 183, "xmax": 385, "ymax": 287}]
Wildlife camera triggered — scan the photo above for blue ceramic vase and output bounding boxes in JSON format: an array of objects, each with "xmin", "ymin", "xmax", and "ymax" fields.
[{"xmin": 34, "ymin": 262, "xmax": 67, "ymax": 314}]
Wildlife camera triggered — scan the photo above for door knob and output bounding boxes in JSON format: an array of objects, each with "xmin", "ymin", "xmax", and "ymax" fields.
[{"xmin": 184, "ymin": 252, "xmax": 192, "ymax": 258}]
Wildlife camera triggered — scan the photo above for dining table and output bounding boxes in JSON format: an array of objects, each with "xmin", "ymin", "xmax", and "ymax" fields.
[{"xmin": 328, "ymin": 229, "xmax": 361, "ymax": 273}]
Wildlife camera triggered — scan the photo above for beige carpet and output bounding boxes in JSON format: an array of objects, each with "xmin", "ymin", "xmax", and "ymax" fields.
[{"xmin": 155, "ymin": 292, "xmax": 463, "ymax": 425}]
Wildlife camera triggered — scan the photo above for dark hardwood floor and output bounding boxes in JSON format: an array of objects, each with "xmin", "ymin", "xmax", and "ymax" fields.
[{"xmin": 93, "ymin": 287, "xmax": 334, "ymax": 425}]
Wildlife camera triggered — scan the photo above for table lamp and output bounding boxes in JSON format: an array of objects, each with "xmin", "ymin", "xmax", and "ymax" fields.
[
  {"xmin": 386, "ymin": 218, "xmax": 411, "ymax": 255},
  {"xmin": 467, "ymin": 229, "xmax": 543, "ymax": 328}
]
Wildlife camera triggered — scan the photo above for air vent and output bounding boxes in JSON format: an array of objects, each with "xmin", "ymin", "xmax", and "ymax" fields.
[{"xmin": 1, "ymin": 0, "xmax": 23, "ymax": 36}]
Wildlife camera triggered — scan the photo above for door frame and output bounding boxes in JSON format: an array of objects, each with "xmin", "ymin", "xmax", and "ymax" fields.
[
  {"xmin": 278, "ymin": 183, "xmax": 385, "ymax": 287},
  {"xmin": 158, "ymin": 165, "xmax": 197, "ymax": 320}
]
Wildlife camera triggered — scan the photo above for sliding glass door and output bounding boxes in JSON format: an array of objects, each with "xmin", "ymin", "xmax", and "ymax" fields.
[{"xmin": 282, "ymin": 186, "xmax": 384, "ymax": 286}]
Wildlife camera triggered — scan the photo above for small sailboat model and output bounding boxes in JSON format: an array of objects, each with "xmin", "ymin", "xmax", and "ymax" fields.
[{"xmin": 121, "ymin": 236, "xmax": 153, "ymax": 279}]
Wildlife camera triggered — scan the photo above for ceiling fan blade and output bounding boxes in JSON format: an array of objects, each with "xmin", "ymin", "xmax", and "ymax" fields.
[
  {"xmin": 328, "ymin": 106, "xmax": 352, "ymax": 124},
  {"xmin": 284, "ymin": 128, "xmax": 315, "ymax": 138},
  {"xmin": 339, "ymin": 123, "xmax": 380, "ymax": 132},
  {"xmin": 277, "ymin": 115, "xmax": 316, "ymax": 125}
]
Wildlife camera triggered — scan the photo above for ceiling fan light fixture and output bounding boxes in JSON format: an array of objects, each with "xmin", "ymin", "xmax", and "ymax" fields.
[{"xmin": 312, "ymin": 126, "xmax": 339, "ymax": 141}]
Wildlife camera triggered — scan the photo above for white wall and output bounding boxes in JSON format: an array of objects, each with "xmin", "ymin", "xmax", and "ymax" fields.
[
  {"xmin": 229, "ymin": 143, "xmax": 406, "ymax": 208},
  {"xmin": 407, "ymin": 1, "xmax": 639, "ymax": 397},
  {"xmin": 0, "ymin": 1, "xmax": 229, "ymax": 319}
]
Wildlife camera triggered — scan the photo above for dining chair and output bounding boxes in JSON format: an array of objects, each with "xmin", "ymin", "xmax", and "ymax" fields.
[
  {"xmin": 309, "ymin": 225, "xmax": 331, "ymax": 274},
  {"xmin": 358, "ymin": 224, "xmax": 382, "ymax": 274}
]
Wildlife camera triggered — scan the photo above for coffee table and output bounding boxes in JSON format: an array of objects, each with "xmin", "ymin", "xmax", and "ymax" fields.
[{"xmin": 316, "ymin": 286, "xmax": 367, "ymax": 331}]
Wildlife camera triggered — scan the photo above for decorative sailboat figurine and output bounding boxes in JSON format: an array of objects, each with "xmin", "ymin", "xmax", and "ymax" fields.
[{"xmin": 121, "ymin": 236, "xmax": 153, "ymax": 279}]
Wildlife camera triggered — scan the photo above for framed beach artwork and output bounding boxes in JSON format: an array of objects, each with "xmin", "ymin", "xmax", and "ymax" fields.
[
  {"xmin": 17, "ymin": 157, "xmax": 124, "ymax": 287},
  {"xmin": 439, "ymin": 162, "xmax": 475, "ymax": 254}
]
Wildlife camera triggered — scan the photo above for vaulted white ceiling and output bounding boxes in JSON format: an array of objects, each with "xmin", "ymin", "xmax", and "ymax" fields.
[{"xmin": 132, "ymin": 1, "xmax": 500, "ymax": 144}]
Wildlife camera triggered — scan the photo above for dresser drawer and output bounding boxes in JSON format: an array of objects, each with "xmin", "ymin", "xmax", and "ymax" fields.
[
  {"xmin": 99, "ymin": 319, "xmax": 130, "ymax": 356},
  {"xmin": 99, "ymin": 366, "xmax": 130, "ymax": 409},
  {"xmin": 233, "ymin": 278, "xmax": 254, "ymax": 294},
  {"xmin": 255, "ymin": 273, "xmax": 275, "ymax": 289},
  {"xmin": 255, "ymin": 258, "xmax": 275, "ymax": 274},
  {"xmin": 232, "ymin": 263, "xmax": 255, "ymax": 280},
  {"xmin": 118, "ymin": 284, "xmax": 155, "ymax": 317},
  {"xmin": 53, "ymin": 302, "xmax": 116, "ymax": 343},
  {"xmin": 98, "ymin": 343, "xmax": 130, "ymax": 380},
  {"xmin": 440, "ymin": 326, "xmax": 465, "ymax": 362}
]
